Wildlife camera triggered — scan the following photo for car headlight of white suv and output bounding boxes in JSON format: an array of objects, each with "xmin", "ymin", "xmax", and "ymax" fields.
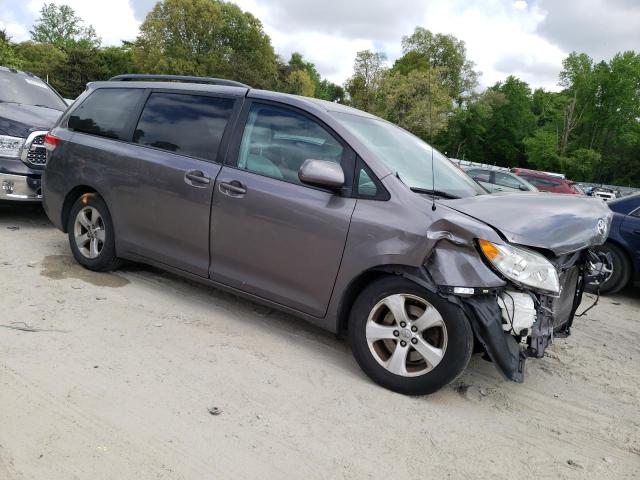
[{"xmin": 479, "ymin": 239, "xmax": 560, "ymax": 294}]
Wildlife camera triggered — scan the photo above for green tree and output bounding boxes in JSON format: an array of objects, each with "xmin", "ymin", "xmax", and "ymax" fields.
[
  {"xmin": 316, "ymin": 79, "xmax": 345, "ymax": 103},
  {"xmin": 375, "ymin": 69, "xmax": 450, "ymax": 141},
  {"xmin": 436, "ymin": 90, "xmax": 504, "ymax": 160},
  {"xmin": 133, "ymin": 0, "xmax": 278, "ymax": 89},
  {"xmin": 285, "ymin": 69, "xmax": 315, "ymax": 97},
  {"xmin": 276, "ymin": 52, "xmax": 343, "ymax": 101},
  {"xmin": 13, "ymin": 41, "xmax": 66, "ymax": 85},
  {"xmin": 484, "ymin": 76, "xmax": 536, "ymax": 166},
  {"xmin": 400, "ymin": 28, "xmax": 478, "ymax": 104},
  {"xmin": 391, "ymin": 50, "xmax": 430, "ymax": 76},
  {"xmin": 0, "ymin": 30, "xmax": 23, "ymax": 68},
  {"xmin": 558, "ymin": 51, "xmax": 640, "ymax": 184},
  {"xmin": 98, "ymin": 44, "xmax": 138, "ymax": 79},
  {"xmin": 345, "ymin": 50, "xmax": 387, "ymax": 111},
  {"xmin": 30, "ymin": 3, "xmax": 99, "ymax": 51},
  {"xmin": 52, "ymin": 44, "xmax": 107, "ymax": 97}
]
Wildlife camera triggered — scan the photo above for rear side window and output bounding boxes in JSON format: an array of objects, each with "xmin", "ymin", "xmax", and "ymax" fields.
[
  {"xmin": 69, "ymin": 88, "xmax": 143, "ymax": 140},
  {"xmin": 134, "ymin": 93, "xmax": 235, "ymax": 161}
]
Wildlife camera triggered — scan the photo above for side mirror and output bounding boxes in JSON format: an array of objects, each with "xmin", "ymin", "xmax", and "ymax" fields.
[
  {"xmin": 298, "ymin": 159, "xmax": 344, "ymax": 190},
  {"xmin": 519, "ymin": 184, "xmax": 529, "ymax": 191}
]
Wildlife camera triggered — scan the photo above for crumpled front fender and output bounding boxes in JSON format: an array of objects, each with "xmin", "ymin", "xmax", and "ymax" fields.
[{"xmin": 424, "ymin": 210, "xmax": 507, "ymax": 289}]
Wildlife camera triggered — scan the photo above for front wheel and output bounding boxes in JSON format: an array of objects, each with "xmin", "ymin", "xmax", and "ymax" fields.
[
  {"xmin": 67, "ymin": 193, "xmax": 121, "ymax": 272},
  {"xmin": 348, "ymin": 277, "xmax": 473, "ymax": 395}
]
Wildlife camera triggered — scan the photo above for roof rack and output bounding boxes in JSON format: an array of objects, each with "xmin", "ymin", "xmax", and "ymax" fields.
[{"xmin": 108, "ymin": 74, "xmax": 250, "ymax": 88}]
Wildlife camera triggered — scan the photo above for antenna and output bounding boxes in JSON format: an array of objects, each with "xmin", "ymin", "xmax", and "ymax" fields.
[{"xmin": 429, "ymin": 69, "xmax": 436, "ymax": 211}]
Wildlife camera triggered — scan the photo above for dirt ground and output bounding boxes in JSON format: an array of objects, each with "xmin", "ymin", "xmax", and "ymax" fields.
[{"xmin": 0, "ymin": 203, "xmax": 638, "ymax": 480}]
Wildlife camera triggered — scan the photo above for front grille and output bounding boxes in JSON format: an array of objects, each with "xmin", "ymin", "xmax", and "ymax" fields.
[{"xmin": 26, "ymin": 134, "xmax": 47, "ymax": 167}]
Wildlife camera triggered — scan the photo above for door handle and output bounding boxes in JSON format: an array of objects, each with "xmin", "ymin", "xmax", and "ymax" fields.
[
  {"xmin": 219, "ymin": 181, "xmax": 247, "ymax": 196},
  {"xmin": 185, "ymin": 170, "xmax": 211, "ymax": 185}
]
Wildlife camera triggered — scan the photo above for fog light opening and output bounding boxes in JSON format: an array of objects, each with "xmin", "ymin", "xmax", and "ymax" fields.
[{"xmin": 2, "ymin": 180, "xmax": 15, "ymax": 194}]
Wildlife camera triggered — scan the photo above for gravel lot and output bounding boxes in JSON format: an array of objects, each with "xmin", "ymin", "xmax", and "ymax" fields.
[{"xmin": 1, "ymin": 203, "xmax": 638, "ymax": 480}]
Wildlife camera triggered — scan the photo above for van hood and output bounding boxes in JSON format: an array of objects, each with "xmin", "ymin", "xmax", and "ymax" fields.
[
  {"xmin": 442, "ymin": 192, "xmax": 612, "ymax": 256},
  {"xmin": 0, "ymin": 103, "xmax": 62, "ymax": 138}
]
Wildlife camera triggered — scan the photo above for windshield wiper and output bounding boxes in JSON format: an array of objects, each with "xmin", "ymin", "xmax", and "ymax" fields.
[{"xmin": 409, "ymin": 187, "xmax": 460, "ymax": 199}]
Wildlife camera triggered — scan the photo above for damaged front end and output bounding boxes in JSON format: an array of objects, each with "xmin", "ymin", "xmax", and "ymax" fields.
[
  {"xmin": 422, "ymin": 196, "xmax": 612, "ymax": 383},
  {"xmin": 457, "ymin": 252, "xmax": 588, "ymax": 382}
]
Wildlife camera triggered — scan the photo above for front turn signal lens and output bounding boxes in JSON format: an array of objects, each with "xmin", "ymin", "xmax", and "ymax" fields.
[{"xmin": 479, "ymin": 239, "xmax": 500, "ymax": 261}]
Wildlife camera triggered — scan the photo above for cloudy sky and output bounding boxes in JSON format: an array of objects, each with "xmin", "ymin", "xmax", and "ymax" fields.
[{"xmin": 1, "ymin": 0, "xmax": 639, "ymax": 91}]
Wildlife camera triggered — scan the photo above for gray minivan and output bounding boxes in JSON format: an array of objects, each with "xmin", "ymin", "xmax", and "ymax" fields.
[{"xmin": 42, "ymin": 75, "xmax": 611, "ymax": 395}]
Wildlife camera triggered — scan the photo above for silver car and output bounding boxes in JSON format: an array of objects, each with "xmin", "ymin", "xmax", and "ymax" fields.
[
  {"xmin": 465, "ymin": 167, "xmax": 539, "ymax": 193},
  {"xmin": 42, "ymin": 75, "xmax": 611, "ymax": 395}
]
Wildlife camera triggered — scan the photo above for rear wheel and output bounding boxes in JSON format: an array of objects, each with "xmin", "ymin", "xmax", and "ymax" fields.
[
  {"xmin": 67, "ymin": 194, "xmax": 121, "ymax": 272},
  {"xmin": 348, "ymin": 277, "xmax": 473, "ymax": 395},
  {"xmin": 588, "ymin": 242, "xmax": 630, "ymax": 294}
]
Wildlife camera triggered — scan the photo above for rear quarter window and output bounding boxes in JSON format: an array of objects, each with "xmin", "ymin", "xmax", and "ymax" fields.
[
  {"xmin": 68, "ymin": 88, "xmax": 144, "ymax": 140},
  {"xmin": 133, "ymin": 92, "xmax": 235, "ymax": 161}
]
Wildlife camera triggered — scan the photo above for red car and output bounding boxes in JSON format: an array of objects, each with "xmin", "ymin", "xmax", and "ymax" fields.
[{"xmin": 511, "ymin": 168, "xmax": 582, "ymax": 194}]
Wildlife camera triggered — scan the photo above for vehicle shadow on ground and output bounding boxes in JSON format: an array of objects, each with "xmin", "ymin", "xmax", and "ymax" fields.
[{"xmin": 0, "ymin": 201, "xmax": 49, "ymax": 224}]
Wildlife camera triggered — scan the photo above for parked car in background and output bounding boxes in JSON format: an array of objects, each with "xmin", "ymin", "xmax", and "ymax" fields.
[
  {"xmin": 43, "ymin": 74, "xmax": 612, "ymax": 395},
  {"xmin": 464, "ymin": 167, "xmax": 538, "ymax": 193},
  {"xmin": 588, "ymin": 193, "xmax": 640, "ymax": 293},
  {"xmin": 0, "ymin": 66, "xmax": 66, "ymax": 201},
  {"xmin": 511, "ymin": 168, "xmax": 582, "ymax": 195},
  {"xmin": 592, "ymin": 186, "xmax": 619, "ymax": 202}
]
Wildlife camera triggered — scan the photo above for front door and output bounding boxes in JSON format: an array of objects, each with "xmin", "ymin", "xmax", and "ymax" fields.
[{"xmin": 210, "ymin": 102, "xmax": 356, "ymax": 317}]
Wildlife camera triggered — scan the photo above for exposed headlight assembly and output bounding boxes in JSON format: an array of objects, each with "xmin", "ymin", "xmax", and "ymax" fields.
[
  {"xmin": 478, "ymin": 239, "xmax": 559, "ymax": 294},
  {"xmin": 0, "ymin": 135, "xmax": 25, "ymax": 158}
]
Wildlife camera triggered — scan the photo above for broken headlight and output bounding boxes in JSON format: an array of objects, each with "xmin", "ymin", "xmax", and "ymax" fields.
[
  {"xmin": 0, "ymin": 135, "xmax": 25, "ymax": 158},
  {"xmin": 478, "ymin": 239, "xmax": 559, "ymax": 294}
]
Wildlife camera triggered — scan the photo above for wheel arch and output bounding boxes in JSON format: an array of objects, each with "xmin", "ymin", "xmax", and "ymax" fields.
[
  {"xmin": 336, "ymin": 264, "xmax": 436, "ymax": 336},
  {"xmin": 60, "ymin": 185, "xmax": 102, "ymax": 233}
]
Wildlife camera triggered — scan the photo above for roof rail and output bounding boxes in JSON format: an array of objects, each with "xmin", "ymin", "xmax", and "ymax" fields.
[{"xmin": 108, "ymin": 74, "xmax": 250, "ymax": 88}]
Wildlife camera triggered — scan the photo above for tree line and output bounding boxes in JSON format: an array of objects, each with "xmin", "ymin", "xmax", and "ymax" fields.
[{"xmin": 1, "ymin": 0, "xmax": 638, "ymax": 187}]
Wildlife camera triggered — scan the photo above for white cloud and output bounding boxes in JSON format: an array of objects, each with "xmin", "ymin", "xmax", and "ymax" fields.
[
  {"xmin": 25, "ymin": 0, "xmax": 140, "ymax": 45},
  {"xmin": 415, "ymin": 0, "xmax": 567, "ymax": 90},
  {"xmin": 230, "ymin": 0, "xmax": 569, "ymax": 90}
]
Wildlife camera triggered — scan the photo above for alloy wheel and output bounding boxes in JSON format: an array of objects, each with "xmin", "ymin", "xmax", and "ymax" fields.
[
  {"xmin": 73, "ymin": 206, "xmax": 106, "ymax": 259},
  {"xmin": 366, "ymin": 293, "xmax": 448, "ymax": 377}
]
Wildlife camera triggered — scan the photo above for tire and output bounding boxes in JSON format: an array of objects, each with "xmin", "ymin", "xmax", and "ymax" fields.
[
  {"xmin": 588, "ymin": 242, "xmax": 630, "ymax": 294},
  {"xmin": 348, "ymin": 276, "xmax": 473, "ymax": 395},
  {"xmin": 67, "ymin": 193, "xmax": 121, "ymax": 272}
]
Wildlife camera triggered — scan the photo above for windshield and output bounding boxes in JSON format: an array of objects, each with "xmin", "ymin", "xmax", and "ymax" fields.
[
  {"xmin": 333, "ymin": 112, "xmax": 485, "ymax": 198},
  {"xmin": 0, "ymin": 71, "xmax": 67, "ymax": 111}
]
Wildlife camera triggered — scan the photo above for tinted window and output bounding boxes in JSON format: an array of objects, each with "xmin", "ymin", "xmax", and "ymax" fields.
[
  {"xmin": 69, "ymin": 88, "xmax": 143, "ymax": 140},
  {"xmin": 134, "ymin": 93, "xmax": 235, "ymax": 161},
  {"xmin": 237, "ymin": 104, "xmax": 344, "ymax": 184},
  {"xmin": 494, "ymin": 172, "xmax": 522, "ymax": 189}
]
